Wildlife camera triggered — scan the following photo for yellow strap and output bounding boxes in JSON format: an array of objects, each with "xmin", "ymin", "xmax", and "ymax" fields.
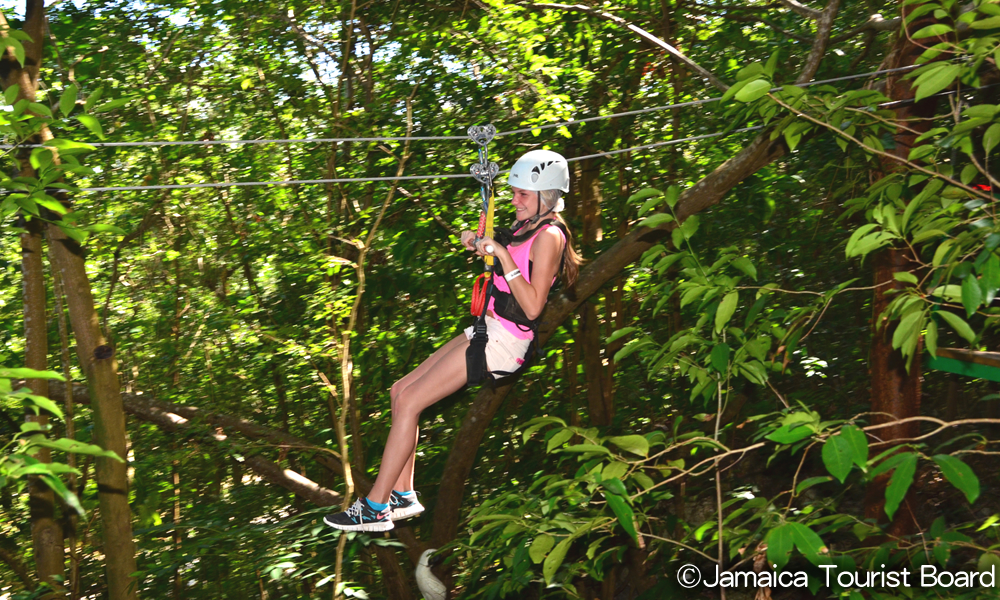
[{"xmin": 484, "ymin": 192, "xmax": 495, "ymax": 267}]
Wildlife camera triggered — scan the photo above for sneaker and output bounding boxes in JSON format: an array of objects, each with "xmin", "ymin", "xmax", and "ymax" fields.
[
  {"xmin": 389, "ymin": 490, "xmax": 425, "ymax": 521},
  {"xmin": 323, "ymin": 498, "xmax": 393, "ymax": 532}
]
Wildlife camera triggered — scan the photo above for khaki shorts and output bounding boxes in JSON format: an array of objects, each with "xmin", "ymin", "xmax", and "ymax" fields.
[{"xmin": 464, "ymin": 315, "xmax": 532, "ymax": 374}]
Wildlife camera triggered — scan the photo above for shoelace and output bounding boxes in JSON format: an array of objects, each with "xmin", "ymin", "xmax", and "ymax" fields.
[{"xmin": 346, "ymin": 499, "xmax": 364, "ymax": 519}]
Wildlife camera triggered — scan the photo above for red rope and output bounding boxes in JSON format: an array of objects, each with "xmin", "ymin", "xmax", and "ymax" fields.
[{"xmin": 471, "ymin": 272, "xmax": 490, "ymax": 316}]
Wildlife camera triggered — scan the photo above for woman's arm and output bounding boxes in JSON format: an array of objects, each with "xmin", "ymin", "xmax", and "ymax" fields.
[{"xmin": 475, "ymin": 227, "xmax": 563, "ymax": 321}]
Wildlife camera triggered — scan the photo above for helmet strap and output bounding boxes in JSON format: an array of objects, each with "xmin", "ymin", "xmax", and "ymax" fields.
[{"xmin": 529, "ymin": 191, "xmax": 556, "ymax": 223}]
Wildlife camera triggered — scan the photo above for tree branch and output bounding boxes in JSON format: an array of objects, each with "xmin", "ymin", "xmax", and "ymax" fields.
[
  {"xmin": 726, "ymin": 14, "xmax": 812, "ymax": 42},
  {"xmin": 830, "ymin": 13, "xmax": 901, "ymax": 44},
  {"xmin": 0, "ymin": 545, "xmax": 34, "ymax": 590},
  {"xmin": 796, "ymin": 0, "xmax": 841, "ymax": 84},
  {"xmin": 779, "ymin": 0, "xmax": 821, "ymax": 20},
  {"xmin": 529, "ymin": 2, "xmax": 729, "ymax": 92},
  {"xmin": 432, "ymin": 128, "xmax": 788, "ymax": 546}
]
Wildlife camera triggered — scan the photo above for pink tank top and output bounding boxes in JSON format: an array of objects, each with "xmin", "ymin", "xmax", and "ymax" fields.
[{"xmin": 488, "ymin": 224, "xmax": 566, "ymax": 340}]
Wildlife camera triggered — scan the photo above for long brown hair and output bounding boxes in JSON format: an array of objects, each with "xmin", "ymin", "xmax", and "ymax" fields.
[{"xmin": 539, "ymin": 190, "xmax": 583, "ymax": 288}]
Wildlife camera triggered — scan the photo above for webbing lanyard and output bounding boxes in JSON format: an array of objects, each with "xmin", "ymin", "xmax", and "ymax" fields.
[{"xmin": 468, "ymin": 125, "xmax": 498, "ymax": 317}]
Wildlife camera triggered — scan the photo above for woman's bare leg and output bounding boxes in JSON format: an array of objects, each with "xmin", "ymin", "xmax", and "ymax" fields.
[
  {"xmin": 392, "ymin": 427, "xmax": 419, "ymax": 493},
  {"xmin": 368, "ymin": 335, "xmax": 470, "ymax": 504},
  {"xmin": 384, "ymin": 333, "xmax": 467, "ymax": 495}
]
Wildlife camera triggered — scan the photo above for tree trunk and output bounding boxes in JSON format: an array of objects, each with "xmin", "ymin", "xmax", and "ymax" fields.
[
  {"xmin": 24, "ymin": 217, "xmax": 65, "ymax": 594},
  {"xmin": 172, "ymin": 457, "xmax": 182, "ymax": 599},
  {"xmin": 47, "ymin": 223, "xmax": 139, "ymax": 598},
  {"xmin": 862, "ymin": 3, "xmax": 941, "ymax": 534},
  {"xmin": 372, "ymin": 545, "xmax": 414, "ymax": 600},
  {"xmin": 575, "ymin": 156, "xmax": 613, "ymax": 425},
  {"xmin": 5, "ymin": 2, "xmax": 141, "ymax": 590},
  {"xmin": 50, "ymin": 255, "xmax": 80, "ymax": 600},
  {"xmin": 5, "ymin": 3, "xmax": 65, "ymax": 592}
]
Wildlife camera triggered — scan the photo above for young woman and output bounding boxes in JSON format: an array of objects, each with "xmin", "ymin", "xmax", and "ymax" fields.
[{"xmin": 324, "ymin": 150, "xmax": 582, "ymax": 532}]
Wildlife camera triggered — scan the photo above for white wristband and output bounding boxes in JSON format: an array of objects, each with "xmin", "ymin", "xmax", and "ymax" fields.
[{"xmin": 504, "ymin": 268, "xmax": 522, "ymax": 282}]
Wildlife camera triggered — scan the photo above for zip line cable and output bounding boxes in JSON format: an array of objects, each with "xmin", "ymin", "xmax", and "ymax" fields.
[
  {"xmin": 0, "ymin": 64, "xmax": 921, "ymax": 151},
  {"xmin": 31, "ymin": 64, "xmax": 975, "ymax": 193},
  {"xmin": 80, "ymin": 127, "xmax": 767, "ymax": 191},
  {"xmin": 71, "ymin": 80, "xmax": 983, "ymax": 193}
]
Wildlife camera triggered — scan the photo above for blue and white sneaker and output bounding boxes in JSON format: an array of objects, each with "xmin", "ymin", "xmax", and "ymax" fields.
[
  {"xmin": 389, "ymin": 490, "xmax": 425, "ymax": 521},
  {"xmin": 324, "ymin": 498, "xmax": 393, "ymax": 532}
]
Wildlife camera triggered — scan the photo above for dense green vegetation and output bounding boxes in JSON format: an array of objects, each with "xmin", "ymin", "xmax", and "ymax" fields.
[{"xmin": 2, "ymin": 0, "xmax": 1000, "ymax": 598}]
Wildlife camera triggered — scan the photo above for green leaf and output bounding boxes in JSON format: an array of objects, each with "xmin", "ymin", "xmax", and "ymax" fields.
[
  {"xmin": 892, "ymin": 310, "xmax": 924, "ymax": 350},
  {"xmin": 83, "ymin": 224, "xmax": 127, "ymax": 236},
  {"xmin": 715, "ymin": 291, "xmax": 738, "ymax": 333},
  {"xmin": 605, "ymin": 492, "xmax": 638, "ymax": 543},
  {"xmin": 629, "ymin": 187, "xmax": 662, "ymax": 207},
  {"xmin": 796, "ymin": 476, "xmax": 833, "ymax": 495},
  {"xmin": 766, "ymin": 524, "xmax": 794, "ymax": 570},
  {"xmin": 893, "ymin": 272, "xmax": 918, "ymax": 284},
  {"xmin": 41, "ymin": 474, "xmax": 84, "ymax": 516},
  {"xmin": 76, "ymin": 114, "xmax": 105, "ymax": 140},
  {"xmin": 961, "ymin": 164, "xmax": 979, "ymax": 186},
  {"xmin": 0, "ymin": 368, "xmax": 65, "ymax": 380},
  {"xmin": 846, "ymin": 223, "xmax": 879, "ymax": 258},
  {"xmin": 679, "ymin": 215, "xmax": 699, "ymax": 240},
  {"xmin": 736, "ymin": 62, "xmax": 764, "ymax": 81},
  {"xmin": 911, "ymin": 23, "xmax": 954, "ymax": 38},
  {"xmin": 764, "ymin": 50, "xmax": 779, "ymax": 77},
  {"xmin": 637, "ymin": 213, "xmax": 674, "ymax": 229},
  {"xmin": 915, "ymin": 64, "xmax": 961, "ymax": 102},
  {"xmin": 710, "ymin": 342, "xmax": 731, "ymax": 373},
  {"xmin": 44, "ymin": 138, "xmax": 96, "ymax": 155},
  {"xmin": 971, "ymin": 15, "xmax": 1000, "ymax": 29},
  {"xmin": 665, "ymin": 186, "xmax": 680, "ymax": 209},
  {"xmin": 27, "ymin": 102, "xmax": 51, "ymax": 118},
  {"xmin": 614, "ymin": 338, "xmax": 653, "ymax": 362},
  {"xmin": 841, "ymin": 425, "xmax": 869, "ymax": 468},
  {"xmin": 601, "ymin": 477, "xmax": 629, "ymax": 497},
  {"xmin": 542, "ymin": 537, "xmax": 571, "ymax": 584},
  {"xmin": 885, "ymin": 452, "xmax": 918, "ymax": 520},
  {"xmin": 529, "ymin": 534, "xmax": 555, "ymax": 564},
  {"xmin": 788, "ymin": 523, "xmax": 830, "ymax": 566},
  {"xmin": 978, "ymin": 553, "xmax": 1000, "ymax": 574},
  {"xmin": 27, "ymin": 437, "xmax": 124, "ymax": 462},
  {"xmin": 561, "ymin": 444, "xmax": 611, "ymax": 455},
  {"xmin": 606, "ymin": 327, "xmax": 637, "ymax": 344},
  {"xmin": 938, "ymin": 311, "xmax": 976, "ymax": 343},
  {"xmin": 83, "ymin": 87, "xmax": 104, "ymax": 112},
  {"xmin": 984, "ymin": 123, "xmax": 1000, "ymax": 156},
  {"xmin": 24, "ymin": 395, "xmax": 64, "ymax": 419},
  {"xmin": 93, "ymin": 97, "xmax": 131, "ymax": 113},
  {"xmin": 731, "ymin": 257, "xmax": 757, "ymax": 281},
  {"xmin": 546, "ymin": 429, "xmax": 574, "ymax": 453},
  {"xmin": 767, "ymin": 423, "xmax": 814, "ymax": 444},
  {"xmin": 933, "ymin": 454, "xmax": 980, "ymax": 504},
  {"xmin": 962, "ymin": 276, "xmax": 983, "ymax": 317},
  {"xmin": 608, "ymin": 435, "xmax": 650, "ymax": 457},
  {"xmin": 5, "ymin": 37, "xmax": 24, "ymax": 67},
  {"xmin": 3, "ymin": 83, "xmax": 19, "ymax": 105},
  {"xmin": 982, "ymin": 254, "xmax": 1000, "ymax": 304},
  {"xmin": 59, "ymin": 84, "xmax": 78, "ymax": 118},
  {"xmin": 933, "ymin": 240, "xmax": 955, "ymax": 267},
  {"xmin": 56, "ymin": 223, "xmax": 88, "ymax": 245},
  {"xmin": 735, "ymin": 79, "xmax": 772, "ymax": 103},
  {"xmin": 926, "ymin": 318, "xmax": 939, "ymax": 358},
  {"xmin": 822, "ymin": 434, "xmax": 854, "ymax": 483}
]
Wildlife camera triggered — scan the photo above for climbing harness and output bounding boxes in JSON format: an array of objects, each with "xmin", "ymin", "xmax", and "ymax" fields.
[
  {"xmin": 466, "ymin": 124, "xmax": 499, "ymax": 385},
  {"xmin": 464, "ymin": 131, "xmax": 576, "ymax": 385}
]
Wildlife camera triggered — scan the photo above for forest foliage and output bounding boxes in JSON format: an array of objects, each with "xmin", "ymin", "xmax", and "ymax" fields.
[{"xmin": 2, "ymin": 0, "xmax": 1000, "ymax": 599}]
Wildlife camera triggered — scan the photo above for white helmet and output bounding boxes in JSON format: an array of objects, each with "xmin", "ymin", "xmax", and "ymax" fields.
[{"xmin": 507, "ymin": 150, "xmax": 570, "ymax": 193}]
